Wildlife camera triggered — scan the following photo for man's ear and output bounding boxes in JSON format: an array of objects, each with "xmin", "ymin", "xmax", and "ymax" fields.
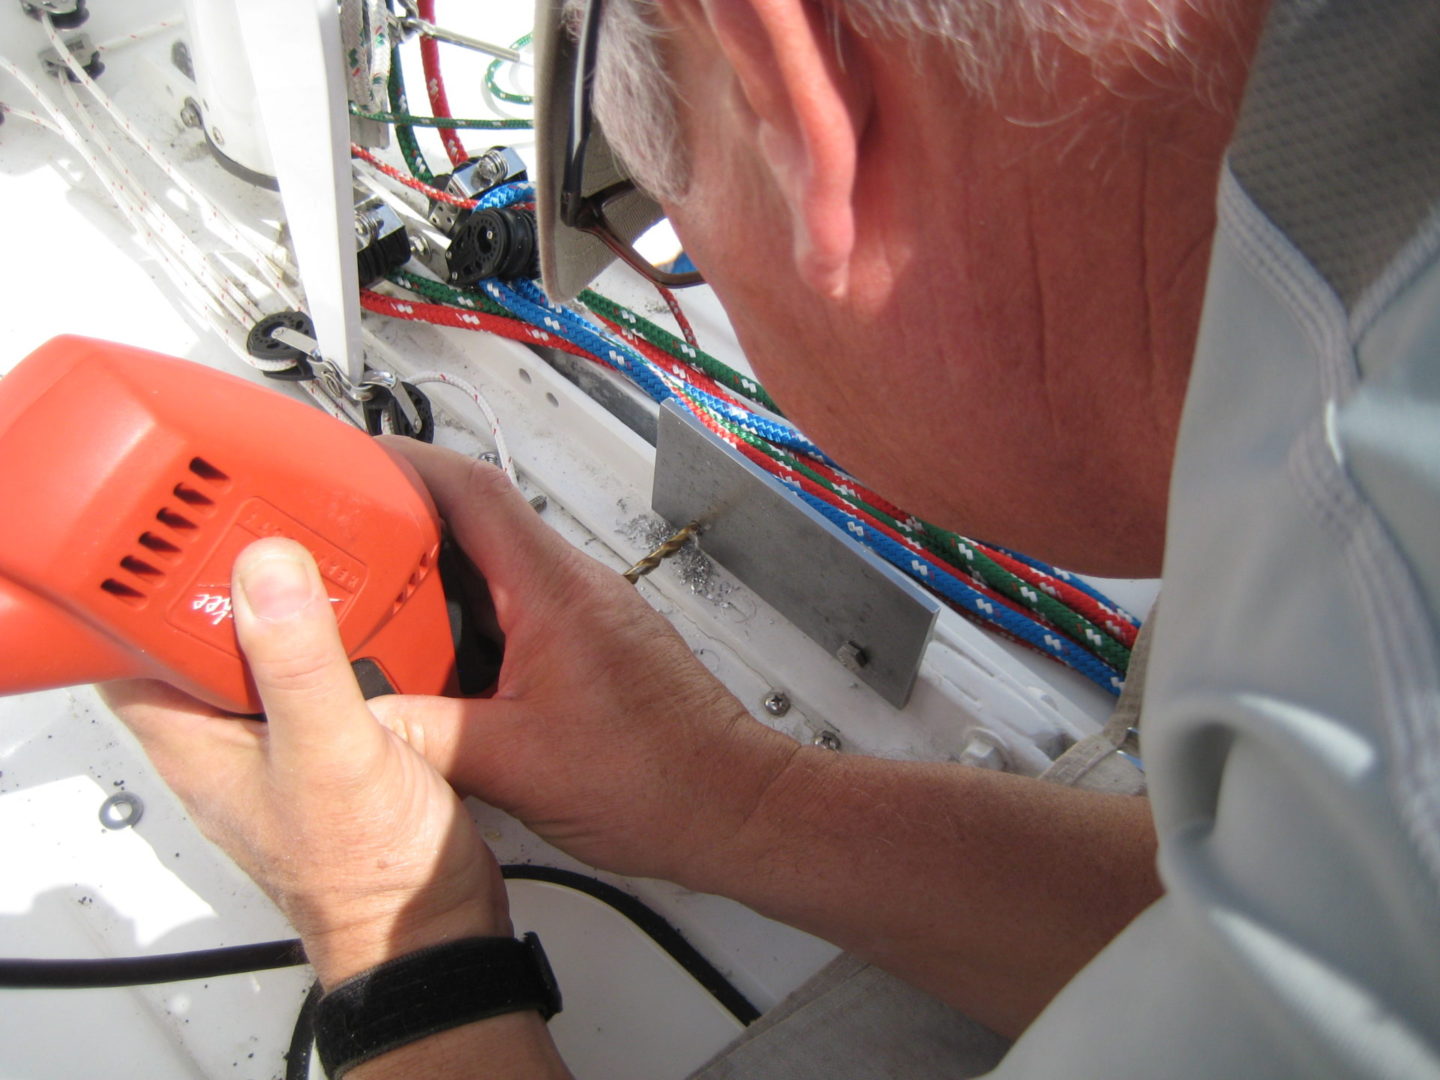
[{"xmin": 697, "ymin": 0, "xmax": 871, "ymax": 298}]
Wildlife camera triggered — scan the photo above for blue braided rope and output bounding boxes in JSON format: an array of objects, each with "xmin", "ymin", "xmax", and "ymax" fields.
[
  {"xmin": 497, "ymin": 279, "xmax": 834, "ymax": 460},
  {"xmin": 476, "ymin": 181, "xmax": 535, "ymax": 210},
  {"xmin": 789, "ymin": 484, "xmax": 1126, "ymax": 696}
]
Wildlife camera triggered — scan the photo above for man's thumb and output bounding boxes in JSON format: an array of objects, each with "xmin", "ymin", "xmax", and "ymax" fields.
[{"xmin": 231, "ymin": 538, "xmax": 374, "ymax": 761}]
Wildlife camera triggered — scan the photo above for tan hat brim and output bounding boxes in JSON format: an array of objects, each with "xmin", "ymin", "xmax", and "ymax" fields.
[{"xmin": 534, "ymin": 0, "xmax": 667, "ymax": 303}]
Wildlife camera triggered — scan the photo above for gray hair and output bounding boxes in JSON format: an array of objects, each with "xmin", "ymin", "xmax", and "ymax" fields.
[{"xmin": 587, "ymin": 0, "xmax": 1239, "ymax": 202}]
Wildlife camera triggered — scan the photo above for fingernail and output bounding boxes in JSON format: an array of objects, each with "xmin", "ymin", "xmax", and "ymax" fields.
[{"xmin": 236, "ymin": 544, "xmax": 315, "ymax": 621}]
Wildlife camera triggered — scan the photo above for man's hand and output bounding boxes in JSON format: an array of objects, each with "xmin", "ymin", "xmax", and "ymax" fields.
[
  {"xmin": 370, "ymin": 437, "xmax": 802, "ymax": 885},
  {"xmin": 371, "ymin": 439, "xmax": 1161, "ymax": 1038},
  {"xmin": 104, "ymin": 537, "xmax": 508, "ymax": 989}
]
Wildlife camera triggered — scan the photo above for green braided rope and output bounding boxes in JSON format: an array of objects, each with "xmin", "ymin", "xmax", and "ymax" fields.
[
  {"xmin": 387, "ymin": 50, "xmax": 434, "ymax": 184},
  {"xmin": 388, "ymin": 269, "xmax": 512, "ymax": 318},
  {"xmin": 578, "ymin": 289, "xmax": 783, "ymax": 415},
  {"xmin": 485, "ymin": 34, "xmax": 533, "ymax": 105},
  {"xmin": 349, "ymin": 104, "xmax": 532, "ymax": 130},
  {"xmin": 686, "ymin": 395, "xmax": 1133, "ymax": 671}
]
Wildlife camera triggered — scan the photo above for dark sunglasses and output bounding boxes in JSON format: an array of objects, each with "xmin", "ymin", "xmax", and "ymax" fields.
[{"xmin": 559, "ymin": 0, "xmax": 704, "ymax": 287}]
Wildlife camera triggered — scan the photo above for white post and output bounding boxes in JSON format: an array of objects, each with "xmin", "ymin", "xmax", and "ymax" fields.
[{"xmin": 234, "ymin": 0, "xmax": 364, "ymax": 386}]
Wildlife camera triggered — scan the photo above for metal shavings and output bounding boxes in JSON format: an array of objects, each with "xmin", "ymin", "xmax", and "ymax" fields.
[{"xmin": 619, "ymin": 514, "xmax": 736, "ymax": 607}]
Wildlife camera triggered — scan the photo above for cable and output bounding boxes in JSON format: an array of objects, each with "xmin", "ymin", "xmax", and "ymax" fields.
[
  {"xmin": 580, "ymin": 290, "xmax": 779, "ymax": 412},
  {"xmin": 348, "ymin": 103, "xmax": 530, "ymax": 130},
  {"xmin": 500, "ymin": 865, "xmax": 760, "ymax": 1026},
  {"xmin": 361, "ymin": 288, "xmax": 601, "ymax": 363},
  {"xmin": 416, "ymin": 0, "xmax": 467, "ymax": 167},
  {"xmin": 0, "ymin": 940, "xmax": 305, "ymax": 988},
  {"xmin": 484, "ymin": 34, "xmax": 533, "ymax": 106},
  {"xmin": 387, "ymin": 44, "xmax": 435, "ymax": 184},
  {"xmin": 0, "ymin": 101, "xmax": 64, "ymax": 136},
  {"xmin": 39, "ymin": 13, "xmax": 301, "ymax": 310},
  {"xmin": 286, "ymin": 981, "xmax": 323, "ymax": 1080},
  {"xmin": 391, "ymin": 369, "xmax": 518, "ymax": 484},
  {"xmin": 653, "ymin": 282, "xmax": 700, "ymax": 349},
  {"xmin": 0, "ymin": 866, "xmax": 760, "ymax": 1026},
  {"xmin": 352, "ymin": 142, "xmax": 475, "ymax": 207}
]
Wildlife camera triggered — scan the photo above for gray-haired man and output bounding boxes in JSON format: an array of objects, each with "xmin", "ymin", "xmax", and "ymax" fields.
[{"xmin": 111, "ymin": 0, "xmax": 1440, "ymax": 1076}]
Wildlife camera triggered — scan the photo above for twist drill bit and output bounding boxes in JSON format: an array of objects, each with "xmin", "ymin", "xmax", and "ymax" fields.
[{"xmin": 623, "ymin": 523, "xmax": 699, "ymax": 584}]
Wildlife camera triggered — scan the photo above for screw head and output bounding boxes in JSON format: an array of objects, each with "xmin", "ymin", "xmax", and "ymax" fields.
[
  {"xmin": 762, "ymin": 692, "xmax": 790, "ymax": 717},
  {"xmin": 179, "ymin": 100, "xmax": 201, "ymax": 129},
  {"xmin": 813, "ymin": 731, "xmax": 842, "ymax": 752},
  {"xmin": 835, "ymin": 641, "xmax": 868, "ymax": 673}
]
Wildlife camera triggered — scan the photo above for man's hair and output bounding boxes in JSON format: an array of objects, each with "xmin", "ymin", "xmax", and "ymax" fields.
[{"xmin": 581, "ymin": 0, "xmax": 1236, "ymax": 201}]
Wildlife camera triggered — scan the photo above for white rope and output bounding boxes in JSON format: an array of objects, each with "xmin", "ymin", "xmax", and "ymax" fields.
[
  {"xmin": 39, "ymin": 14, "xmax": 303, "ymax": 310},
  {"xmin": 405, "ymin": 369, "xmax": 518, "ymax": 483},
  {"xmin": 0, "ymin": 102, "xmax": 64, "ymax": 136},
  {"xmin": 52, "ymin": 76, "xmax": 268, "ymax": 330},
  {"xmin": 93, "ymin": 19, "xmax": 183, "ymax": 54},
  {"xmin": 0, "ymin": 55, "xmax": 354, "ymax": 423}
]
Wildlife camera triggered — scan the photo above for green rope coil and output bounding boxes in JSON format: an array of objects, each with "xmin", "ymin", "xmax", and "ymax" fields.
[{"xmin": 485, "ymin": 34, "xmax": 533, "ymax": 106}]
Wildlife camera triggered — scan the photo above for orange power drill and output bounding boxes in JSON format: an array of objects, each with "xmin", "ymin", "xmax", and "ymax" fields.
[{"xmin": 0, "ymin": 336, "xmax": 465, "ymax": 713}]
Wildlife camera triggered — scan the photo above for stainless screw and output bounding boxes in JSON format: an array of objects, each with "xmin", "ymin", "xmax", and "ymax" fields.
[
  {"xmin": 179, "ymin": 99, "xmax": 201, "ymax": 129},
  {"xmin": 835, "ymin": 641, "xmax": 868, "ymax": 673},
  {"xmin": 762, "ymin": 692, "xmax": 790, "ymax": 717},
  {"xmin": 813, "ymin": 731, "xmax": 842, "ymax": 752},
  {"xmin": 210, "ymin": 125, "xmax": 224, "ymax": 146},
  {"xmin": 528, "ymin": 493, "xmax": 548, "ymax": 513},
  {"xmin": 478, "ymin": 451, "xmax": 500, "ymax": 466}
]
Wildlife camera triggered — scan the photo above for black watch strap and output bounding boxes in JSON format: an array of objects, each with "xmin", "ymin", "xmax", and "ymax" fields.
[{"xmin": 314, "ymin": 933, "xmax": 562, "ymax": 1078}]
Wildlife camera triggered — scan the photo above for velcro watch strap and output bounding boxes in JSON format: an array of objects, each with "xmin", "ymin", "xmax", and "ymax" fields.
[{"xmin": 314, "ymin": 933, "xmax": 562, "ymax": 1078}]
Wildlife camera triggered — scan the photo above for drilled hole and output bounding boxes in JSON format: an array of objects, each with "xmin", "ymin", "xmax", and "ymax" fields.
[
  {"xmin": 120, "ymin": 556, "xmax": 162, "ymax": 580},
  {"xmin": 188, "ymin": 457, "xmax": 230, "ymax": 484},
  {"xmin": 101, "ymin": 579, "xmax": 146, "ymax": 606},
  {"xmin": 138, "ymin": 532, "xmax": 181, "ymax": 557},
  {"xmin": 172, "ymin": 483, "xmax": 214, "ymax": 508},
  {"xmin": 545, "ymin": 392, "xmax": 559, "ymax": 408},
  {"xmin": 156, "ymin": 508, "xmax": 196, "ymax": 531},
  {"xmin": 518, "ymin": 368, "xmax": 532, "ymax": 384}
]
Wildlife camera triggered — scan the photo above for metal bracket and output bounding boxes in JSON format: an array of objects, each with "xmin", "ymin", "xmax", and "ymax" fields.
[
  {"xmin": 652, "ymin": 402, "xmax": 939, "ymax": 708},
  {"xmin": 38, "ymin": 32, "xmax": 97, "ymax": 78}
]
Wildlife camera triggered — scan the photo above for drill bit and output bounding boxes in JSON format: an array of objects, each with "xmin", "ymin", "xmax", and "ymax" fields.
[{"xmin": 623, "ymin": 522, "xmax": 699, "ymax": 584}]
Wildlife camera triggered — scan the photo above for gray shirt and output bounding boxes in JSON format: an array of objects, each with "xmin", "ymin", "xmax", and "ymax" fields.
[{"xmin": 996, "ymin": 2, "xmax": 1440, "ymax": 1075}]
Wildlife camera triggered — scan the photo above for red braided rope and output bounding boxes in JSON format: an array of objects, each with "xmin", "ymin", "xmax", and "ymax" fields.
[
  {"xmin": 418, "ymin": 0, "xmax": 468, "ymax": 168},
  {"xmin": 360, "ymin": 290, "xmax": 599, "ymax": 363},
  {"xmin": 351, "ymin": 144, "xmax": 477, "ymax": 208},
  {"xmin": 653, "ymin": 282, "xmax": 700, "ymax": 349}
]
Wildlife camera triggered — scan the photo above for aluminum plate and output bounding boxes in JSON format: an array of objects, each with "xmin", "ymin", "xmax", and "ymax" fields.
[{"xmin": 652, "ymin": 401, "xmax": 939, "ymax": 708}]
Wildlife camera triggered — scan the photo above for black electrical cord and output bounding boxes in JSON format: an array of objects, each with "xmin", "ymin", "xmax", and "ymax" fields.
[
  {"xmin": 501, "ymin": 864, "xmax": 761, "ymax": 1026},
  {"xmin": 0, "ymin": 864, "xmax": 761, "ymax": 1027},
  {"xmin": 286, "ymin": 980, "xmax": 323, "ymax": 1080},
  {"xmin": 0, "ymin": 938, "xmax": 306, "ymax": 988}
]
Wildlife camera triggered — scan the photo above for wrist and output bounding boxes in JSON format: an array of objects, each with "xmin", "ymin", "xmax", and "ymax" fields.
[
  {"xmin": 667, "ymin": 725, "xmax": 830, "ymax": 894},
  {"xmin": 304, "ymin": 898, "xmax": 510, "ymax": 990}
]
